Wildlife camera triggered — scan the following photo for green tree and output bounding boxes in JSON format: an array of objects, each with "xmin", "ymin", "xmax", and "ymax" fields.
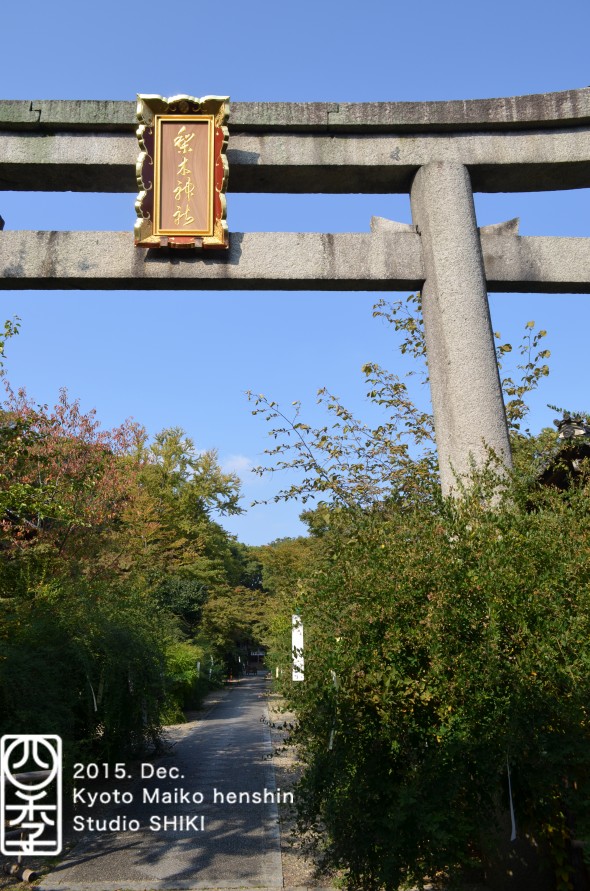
[
  {"xmin": 253, "ymin": 299, "xmax": 590, "ymax": 890},
  {"xmin": 275, "ymin": 478, "xmax": 590, "ymax": 890},
  {"xmin": 127, "ymin": 427, "xmax": 243, "ymax": 611},
  {"xmin": 0, "ymin": 360, "xmax": 259, "ymax": 757},
  {"xmin": 0, "ymin": 385, "xmax": 143, "ymax": 595}
]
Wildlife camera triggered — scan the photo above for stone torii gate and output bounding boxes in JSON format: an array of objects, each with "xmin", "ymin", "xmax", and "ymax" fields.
[{"xmin": 1, "ymin": 88, "xmax": 590, "ymax": 494}]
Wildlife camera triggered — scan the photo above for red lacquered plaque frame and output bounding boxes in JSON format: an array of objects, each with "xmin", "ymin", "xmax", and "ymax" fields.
[{"xmin": 135, "ymin": 94, "xmax": 229, "ymax": 250}]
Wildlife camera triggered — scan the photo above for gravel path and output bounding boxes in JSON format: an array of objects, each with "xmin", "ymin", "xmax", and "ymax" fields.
[
  {"xmin": 1, "ymin": 683, "xmax": 488, "ymax": 890},
  {"xmin": 35, "ymin": 678, "xmax": 285, "ymax": 890}
]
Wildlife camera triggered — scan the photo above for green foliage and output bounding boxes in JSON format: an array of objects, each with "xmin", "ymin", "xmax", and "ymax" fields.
[
  {"xmin": 247, "ymin": 369, "xmax": 436, "ymax": 508},
  {"xmin": 248, "ymin": 297, "xmax": 550, "ymax": 511},
  {"xmin": 257, "ymin": 536, "xmax": 318, "ymax": 603},
  {"xmin": 152, "ymin": 575, "xmax": 208, "ymax": 628},
  {"xmin": 0, "ymin": 580, "xmax": 168, "ymax": 759},
  {"xmin": 201, "ymin": 585, "xmax": 269, "ymax": 662},
  {"xmin": 160, "ymin": 639, "xmax": 213, "ymax": 723},
  {"xmin": 255, "ymin": 536, "xmax": 319, "ymax": 677},
  {"xmin": 0, "ymin": 340, "xmax": 264, "ymax": 764},
  {"xmin": 494, "ymin": 320, "xmax": 551, "ymax": 432},
  {"xmin": 0, "ymin": 385, "xmax": 142, "ymax": 592},
  {"xmin": 274, "ymin": 477, "xmax": 590, "ymax": 889},
  {"xmin": 0, "ymin": 317, "xmax": 19, "ymax": 372},
  {"xmin": 255, "ymin": 298, "xmax": 590, "ymax": 889},
  {"xmin": 141, "ymin": 426, "xmax": 242, "ymax": 520}
]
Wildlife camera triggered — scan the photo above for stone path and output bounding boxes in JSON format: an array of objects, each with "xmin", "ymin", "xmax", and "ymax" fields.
[{"xmin": 39, "ymin": 677, "xmax": 287, "ymax": 890}]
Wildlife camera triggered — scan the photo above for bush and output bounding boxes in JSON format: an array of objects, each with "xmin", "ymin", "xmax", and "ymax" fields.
[
  {"xmin": 160, "ymin": 639, "xmax": 219, "ymax": 722},
  {"xmin": 270, "ymin": 471, "xmax": 590, "ymax": 890},
  {"xmin": 0, "ymin": 581, "xmax": 169, "ymax": 761}
]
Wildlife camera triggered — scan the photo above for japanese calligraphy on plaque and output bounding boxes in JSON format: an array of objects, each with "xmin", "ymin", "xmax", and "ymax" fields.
[{"xmin": 135, "ymin": 94, "xmax": 229, "ymax": 249}]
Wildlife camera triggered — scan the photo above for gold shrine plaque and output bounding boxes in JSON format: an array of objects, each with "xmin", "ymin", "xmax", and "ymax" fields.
[
  {"xmin": 135, "ymin": 94, "xmax": 229, "ymax": 250},
  {"xmin": 155, "ymin": 117, "xmax": 213, "ymax": 235}
]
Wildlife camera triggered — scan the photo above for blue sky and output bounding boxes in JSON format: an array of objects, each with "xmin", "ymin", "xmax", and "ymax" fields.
[{"xmin": 1, "ymin": 0, "xmax": 590, "ymax": 544}]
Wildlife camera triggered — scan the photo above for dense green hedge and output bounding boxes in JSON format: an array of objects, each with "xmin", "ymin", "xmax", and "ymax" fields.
[{"xmin": 270, "ymin": 473, "xmax": 590, "ymax": 889}]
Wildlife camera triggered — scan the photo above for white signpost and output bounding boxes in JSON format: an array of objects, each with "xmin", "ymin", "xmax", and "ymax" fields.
[{"xmin": 292, "ymin": 615, "xmax": 304, "ymax": 682}]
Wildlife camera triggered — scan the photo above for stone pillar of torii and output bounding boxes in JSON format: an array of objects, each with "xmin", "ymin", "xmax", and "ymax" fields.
[
  {"xmin": 410, "ymin": 161, "xmax": 512, "ymax": 494},
  {"xmin": 2, "ymin": 88, "xmax": 590, "ymax": 495}
]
